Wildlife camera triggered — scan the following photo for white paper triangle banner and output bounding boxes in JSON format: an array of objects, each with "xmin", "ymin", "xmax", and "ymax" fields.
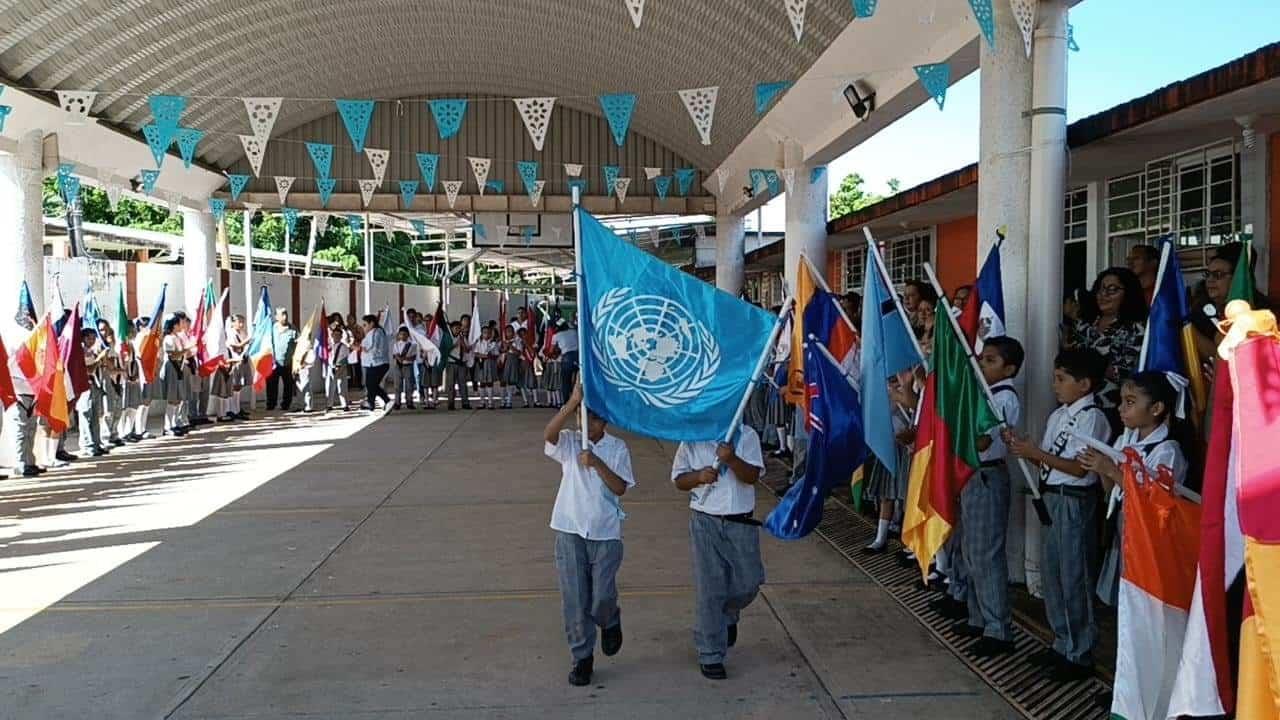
[
  {"xmin": 274, "ymin": 176, "xmax": 295, "ymax": 205},
  {"xmin": 104, "ymin": 177, "xmax": 124, "ymax": 210},
  {"xmin": 365, "ymin": 147, "xmax": 390, "ymax": 186},
  {"xmin": 779, "ymin": 168, "xmax": 796, "ymax": 193},
  {"xmin": 644, "ymin": 166, "xmax": 662, "ymax": 181},
  {"xmin": 314, "ymin": 211, "xmax": 330, "ymax": 233},
  {"xmin": 514, "ymin": 97, "xmax": 556, "ymax": 151},
  {"xmin": 239, "ymin": 134, "xmax": 266, "ymax": 176},
  {"xmin": 564, "ymin": 163, "xmax": 583, "ymax": 178},
  {"xmin": 695, "ymin": 225, "xmax": 706, "ymax": 242},
  {"xmin": 529, "ymin": 179, "xmax": 546, "ymax": 207},
  {"xmin": 678, "ymin": 86, "xmax": 718, "ymax": 146},
  {"xmin": 243, "ymin": 97, "xmax": 283, "ymax": 141},
  {"xmin": 614, "ymin": 177, "xmax": 631, "ymax": 203},
  {"xmin": 715, "ymin": 167, "xmax": 730, "ymax": 194},
  {"xmin": 469, "ymin": 157, "xmax": 491, "ymax": 194},
  {"xmin": 649, "ymin": 227, "xmax": 660, "ymax": 247},
  {"xmin": 443, "ymin": 180, "xmax": 463, "ymax": 208},
  {"xmin": 242, "ymin": 202, "xmax": 262, "ymax": 217},
  {"xmin": 785, "ymin": 0, "xmax": 807, "ymax": 42},
  {"xmin": 624, "ymin": 0, "xmax": 645, "ymax": 28},
  {"xmin": 358, "ymin": 178, "xmax": 378, "ymax": 207},
  {"xmin": 1010, "ymin": 0, "xmax": 1037, "ymax": 58},
  {"xmin": 55, "ymin": 90, "xmax": 96, "ymax": 123}
]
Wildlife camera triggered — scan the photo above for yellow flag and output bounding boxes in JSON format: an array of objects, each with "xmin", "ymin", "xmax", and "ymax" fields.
[{"xmin": 784, "ymin": 259, "xmax": 819, "ymax": 404}]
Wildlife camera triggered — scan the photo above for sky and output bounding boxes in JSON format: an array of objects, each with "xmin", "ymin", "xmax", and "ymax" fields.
[{"xmin": 749, "ymin": 0, "xmax": 1280, "ymax": 231}]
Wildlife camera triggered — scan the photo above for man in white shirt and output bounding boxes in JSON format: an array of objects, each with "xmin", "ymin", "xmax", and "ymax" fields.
[
  {"xmin": 552, "ymin": 319, "xmax": 579, "ymax": 407},
  {"xmin": 671, "ymin": 425, "xmax": 766, "ymax": 680},
  {"xmin": 543, "ymin": 383, "xmax": 635, "ymax": 687},
  {"xmin": 3, "ymin": 313, "xmax": 41, "ymax": 477}
]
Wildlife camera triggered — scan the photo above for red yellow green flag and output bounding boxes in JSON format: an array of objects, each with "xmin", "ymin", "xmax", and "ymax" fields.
[{"xmin": 901, "ymin": 302, "xmax": 1000, "ymax": 577}]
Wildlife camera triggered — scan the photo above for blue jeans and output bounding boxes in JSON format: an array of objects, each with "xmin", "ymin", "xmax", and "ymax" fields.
[{"xmin": 558, "ymin": 351, "xmax": 579, "ymax": 407}]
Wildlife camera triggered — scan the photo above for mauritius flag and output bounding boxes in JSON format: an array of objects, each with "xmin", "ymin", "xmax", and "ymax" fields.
[
  {"xmin": 901, "ymin": 301, "xmax": 1001, "ymax": 578},
  {"xmin": 246, "ymin": 286, "xmax": 275, "ymax": 391},
  {"xmin": 1139, "ymin": 238, "xmax": 1207, "ymax": 423},
  {"xmin": 957, "ymin": 240, "xmax": 1005, "ymax": 351}
]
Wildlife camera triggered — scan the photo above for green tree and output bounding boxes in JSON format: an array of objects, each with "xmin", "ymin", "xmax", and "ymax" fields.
[
  {"xmin": 828, "ymin": 172, "xmax": 883, "ymax": 219},
  {"xmin": 887, "ymin": 177, "xmax": 902, "ymax": 194}
]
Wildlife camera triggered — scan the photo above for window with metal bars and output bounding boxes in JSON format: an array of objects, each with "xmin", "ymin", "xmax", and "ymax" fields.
[{"xmin": 841, "ymin": 229, "xmax": 933, "ymax": 293}]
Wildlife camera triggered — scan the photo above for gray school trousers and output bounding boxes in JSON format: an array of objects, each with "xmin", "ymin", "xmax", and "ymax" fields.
[
  {"xmin": 4, "ymin": 396, "xmax": 37, "ymax": 470},
  {"xmin": 554, "ymin": 530, "xmax": 623, "ymax": 662},
  {"xmin": 689, "ymin": 510, "xmax": 765, "ymax": 665},
  {"xmin": 961, "ymin": 464, "xmax": 1013, "ymax": 641},
  {"xmin": 1040, "ymin": 485, "xmax": 1100, "ymax": 665},
  {"xmin": 76, "ymin": 385, "xmax": 103, "ymax": 453}
]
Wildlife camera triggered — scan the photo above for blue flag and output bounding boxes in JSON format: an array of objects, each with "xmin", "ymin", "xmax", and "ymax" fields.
[
  {"xmin": 82, "ymin": 286, "xmax": 102, "ymax": 331},
  {"xmin": 1140, "ymin": 237, "xmax": 1208, "ymax": 420},
  {"xmin": 578, "ymin": 208, "xmax": 777, "ymax": 442},
  {"xmin": 765, "ymin": 342, "xmax": 866, "ymax": 539},
  {"xmin": 860, "ymin": 246, "xmax": 922, "ymax": 473}
]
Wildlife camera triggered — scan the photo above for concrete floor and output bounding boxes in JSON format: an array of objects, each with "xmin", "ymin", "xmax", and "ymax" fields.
[{"xmin": 0, "ymin": 408, "xmax": 1018, "ymax": 719}]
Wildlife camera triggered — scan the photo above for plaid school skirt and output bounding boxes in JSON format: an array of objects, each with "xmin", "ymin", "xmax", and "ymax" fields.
[
  {"xmin": 475, "ymin": 358, "xmax": 498, "ymax": 385},
  {"xmin": 542, "ymin": 359, "xmax": 561, "ymax": 391}
]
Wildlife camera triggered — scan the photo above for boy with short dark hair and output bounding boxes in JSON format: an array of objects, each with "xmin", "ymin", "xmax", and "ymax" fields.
[
  {"xmin": 1007, "ymin": 347, "xmax": 1111, "ymax": 681},
  {"xmin": 445, "ymin": 321, "xmax": 465, "ymax": 410},
  {"xmin": 953, "ymin": 336, "xmax": 1023, "ymax": 657}
]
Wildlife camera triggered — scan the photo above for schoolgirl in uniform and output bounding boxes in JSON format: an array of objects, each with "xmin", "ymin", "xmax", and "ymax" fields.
[
  {"xmin": 473, "ymin": 325, "xmax": 500, "ymax": 409},
  {"xmin": 158, "ymin": 313, "xmax": 191, "ymax": 437},
  {"xmin": 500, "ymin": 325, "xmax": 521, "ymax": 409},
  {"xmin": 208, "ymin": 324, "xmax": 233, "ymax": 421},
  {"xmin": 326, "ymin": 323, "xmax": 350, "ymax": 411},
  {"xmin": 542, "ymin": 341, "xmax": 562, "ymax": 409},
  {"xmin": 519, "ymin": 328, "xmax": 540, "ymax": 408},
  {"xmin": 226, "ymin": 314, "xmax": 251, "ymax": 419},
  {"xmin": 130, "ymin": 317, "xmax": 155, "ymax": 440},
  {"xmin": 95, "ymin": 319, "xmax": 126, "ymax": 446},
  {"xmin": 116, "ymin": 320, "xmax": 145, "ymax": 442}
]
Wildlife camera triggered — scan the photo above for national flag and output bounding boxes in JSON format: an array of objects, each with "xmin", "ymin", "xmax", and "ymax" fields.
[
  {"xmin": 765, "ymin": 340, "xmax": 867, "ymax": 539},
  {"xmin": 16, "ymin": 315, "xmax": 69, "ymax": 433},
  {"xmin": 1168, "ymin": 354, "xmax": 1240, "ymax": 718},
  {"xmin": 82, "ymin": 285, "xmax": 102, "ymax": 331},
  {"xmin": 1139, "ymin": 238, "xmax": 1208, "ymax": 422},
  {"xmin": 803, "ymin": 288, "xmax": 858, "ymax": 382},
  {"xmin": 316, "ymin": 301, "xmax": 330, "ymax": 367},
  {"xmin": 60, "ymin": 303, "xmax": 89, "ymax": 400},
  {"xmin": 17, "ymin": 280, "xmax": 37, "ymax": 326},
  {"xmin": 468, "ymin": 291, "xmax": 481, "ymax": 349},
  {"xmin": 428, "ymin": 301, "xmax": 453, "ymax": 370},
  {"xmin": 1110, "ymin": 453, "xmax": 1201, "ymax": 720},
  {"xmin": 521, "ymin": 297, "xmax": 537, "ymax": 365},
  {"xmin": 542, "ymin": 306, "xmax": 557, "ymax": 358},
  {"xmin": 1228, "ymin": 233, "xmax": 1255, "ymax": 303},
  {"xmin": 198, "ymin": 283, "xmax": 228, "ymax": 376},
  {"xmin": 498, "ymin": 294, "xmax": 508, "ymax": 335},
  {"xmin": 957, "ymin": 240, "xmax": 1005, "ymax": 351},
  {"xmin": 0, "ymin": 334, "xmax": 16, "ymax": 409},
  {"xmin": 192, "ymin": 281, "xmax": 210, "ymax": 371},
  {"xmin": 113, "ymin": 283, "xmax": 131, "ymax": 341},
  {"xmin": 785, "ymin": 259, "xmax": 856, "ymax": 404},
  {"xmin": 577, "ymin": 207, "xmax": 778, "ymax": 442},
  {"xmin": 403, "ymin": 308, "xmax": 441, "ymax": 367},
  {"xmin": 1227, "ymin": 335, "xmax": 1280, "ymax": 719},
  {"xmin": 901, "ymin": 301, "xmax": 1001, "ymax": 577},
  {"xmin": 292, "ymin": 305, "xmax": 318, "ymax": 375},
  {"xmin": 136, "ymin": 284, "xmax": 168, "ymax": 384},
  {"xmin": 860, "ymin": 241, "xmax": 924, "ymax": 473},
  {"xmin": 246, "ymin": 286, "xmax": 275, "ymax": 391}
]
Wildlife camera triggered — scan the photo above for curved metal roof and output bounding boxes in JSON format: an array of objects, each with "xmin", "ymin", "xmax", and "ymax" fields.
[{"xmin": 0, "ymin": 0, "xmax": 855, "ymax": 173}]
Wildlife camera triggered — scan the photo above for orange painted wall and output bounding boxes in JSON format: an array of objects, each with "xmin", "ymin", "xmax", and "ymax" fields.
[
  {"xmin": 934, "ymin": 216, "xmax": 979, "ymax": 295},
  {"xmin": 1270, "ymin": 133, "xmax": 1280, "ymax": 294}
]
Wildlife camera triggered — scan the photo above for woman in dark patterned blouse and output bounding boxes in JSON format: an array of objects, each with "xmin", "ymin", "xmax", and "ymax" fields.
[{"xmin": 1063, "ymin": 267, "xmax": 1147, "ymax": 413}]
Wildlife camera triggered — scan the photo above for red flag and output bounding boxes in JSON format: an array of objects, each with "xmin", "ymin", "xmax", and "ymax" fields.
[
  {"xmin": 0, "ymin": 334, "xmax": 15, "ymax": 409},
  {"xmin": 60, "ymin": 304, "xmax": 89, "ymax": 399},
  {"xmin": 16, "ymin": 315, "xmax": 69, "ymax": 433}
]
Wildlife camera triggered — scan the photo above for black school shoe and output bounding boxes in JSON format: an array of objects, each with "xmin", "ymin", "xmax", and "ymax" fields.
[
  {"xmin": 970, "ymin": 637, "xmax": 1016, "ymax": 657},
  {"xmin": 929, "ymin": 596, "xmax": 967, "ymax": 620},
  {"xmin": 727, "ymin": 623, "xmax": 738, "ymax": 648},
  {"xmin": 601, "ymin": 623, "xmax": 623, "ymax": 656},
  {"xmin": 949, "ymin": 621, "xmax": 983, "ymax": 638},
  {"xmin": 700, "ymin": 663, "xmax": 728, "ymax": 680},
  {"xmin": 568, "ymin": 656, "xmax": 593, "ymax": 686},
  {"xmin": 1048, "ymin": 659, "xmax": 1094, "ymax": 683}
]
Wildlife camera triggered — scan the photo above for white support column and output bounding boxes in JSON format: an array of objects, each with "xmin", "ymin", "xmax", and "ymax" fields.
[
  {"xmin": 182, "ymin": 205, "xmax": 217, "ymax": 305},
  {"xmin": 783, "ymin": 143, "xmax": 828, "ymax": 292},
  {"xmin": 304, "ymin": 218, "xmax": 318, "ymax": 278},
  {"xmin": 363, "ymin": 213, "xmax": 373, "ymax": 314},
  {"xmin": 242, "ymin": 204, "xmax": 260, "ymax": 319},
  {"xmin": 715, "ymin": 212, "xmax": 746, "ymax": 295},
  {"xmin": 1238, "ymin": 119, "xmax": 1270, "ymax": 289},
  {"xmin": 0, "ymin": 129, "xmax": 45, "ymax": 318}
]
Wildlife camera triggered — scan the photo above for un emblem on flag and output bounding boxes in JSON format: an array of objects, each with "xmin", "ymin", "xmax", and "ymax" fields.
[{"xmin": 592, "ymin": 288, "xmax": 720, "ymax": 408}]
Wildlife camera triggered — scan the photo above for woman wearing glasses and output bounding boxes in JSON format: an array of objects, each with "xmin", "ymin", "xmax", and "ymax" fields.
[{"xmin": 1062, "ymin": 267, "xmax": 1148, "ymax": 423}]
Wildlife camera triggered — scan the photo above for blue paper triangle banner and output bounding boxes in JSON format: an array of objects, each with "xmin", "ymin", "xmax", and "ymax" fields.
[
  {"xmin": 209, "ymin": 198, "xmax": 227, "ymax": 223},
  {"xmin": 306, "ymin": 142, "xmax": 334, "ymax": 179},
  {"xmin": 914, "ymin": 63, "xmax": 951, "ymax": 110},
  {"xmin": 754, "ymin": 82, "xmax": 791, "ymax": 115},
  {"xmin": 140, "ymin": 169, "xmax": 160, "ymax": 195},
  {"xmin": 429, "ymin": 99, "xmax": 468, "ymax": 140},
  {"xmin": 852, "ymin": 0, "xmax": 878, "ymax": 18},
  {"xmin": 485, "ymin": 179, "xmax": 505, "ymax": 194},
  {"xmin": 521, "ymin": 226, "xmax": 535, "ymax": 248},
  {"xmin": 475, "ymin": 224, "xmax": 487, "ymax": 241},
  {"xmin": 1067, "ymin": 24, "xmax": 1080, "ymax": 52},
  {"xmin": 399, "ymin": 180, "xmax": 419, "ymax": 208},
  {"xmin": 410, "ymin": 219, "xmax": 426, "ymax": 237},
  {"xmin": 967, "ymin": 0, "xmax": 996, "ymax": 49},
  {"xmin": 176, "ymin": 127, "xmax": 204, "ymax": 169},
  {"xmin": 568, "ymin": 179, "xmax": 588, "ymax": 199},
  {"xmin": 147, "ymin": 94, "xmax": 186, "ymax": 141},
  {"xmin": 516, "ymin": 160, "xmax": 540, "ymax": 195},
  {"xmin": 227, "ymin": 173, "xmax": 251, "ymax": 201},
  {"xmin": 0, "ymin": 106, "xmax": 11, "ymax": 133},
  {"xmin": 142, "ymin": 123, "xmax": 171, "ymax": 168},
  {"xmin": 415, "ymin": 152, "xmax": 439, "ymax": 192},
  {"xmin": 335, "ymin": 99, "xmax": 375, "ymax": 153},
  {"xmin": 810, "ymin": 166, "xmax": 827, "ymax": 184},
  {"xmin": 675, "ymin": 167, "xmax": 696, "ymax": 196},
  {"xmin": 598, "ymin": 93, "xmax": 637, "ymax": 146},
  {"xmin": 764, "ymin": 170, "xmax": 781, "ymax": 196},
  {"xmin": 57, "ymin": 164, "xmax": 80, "ymax": 206},
  {"xmin": 603, "ymin": 164, "xmax": 621, "ymax": 192},
  {"xmin": 282, "ymin": 207, "xmax": 299, "ymax": 236},
  {"xmin": 749, "ymin": 169, "xmax": 767, "ymax": 195},
  {"xmin": 653, "ymin": 176, "xmax": 671, "ymax": 200},
  {"xmin": 317, "ymin": 178, "xmax": 336, "ymax": 208},
  {"xmin": 347, "ymin": 214, "xmax": 364, "ymax": 233}
]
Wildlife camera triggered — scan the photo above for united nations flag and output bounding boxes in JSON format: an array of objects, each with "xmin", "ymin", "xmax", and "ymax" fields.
[{"xmin": 577, "ymin": 208, "xmax": 779, "ymax": 442}]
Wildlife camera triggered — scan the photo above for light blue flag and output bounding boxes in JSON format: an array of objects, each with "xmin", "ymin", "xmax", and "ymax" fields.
[
  {"xmin": 860, "ymin": 246, "xmax": 923, "ymax": 473},
  {"xmin": 577, "ymin": 208, "xmax": 778, "ymax": 442}
]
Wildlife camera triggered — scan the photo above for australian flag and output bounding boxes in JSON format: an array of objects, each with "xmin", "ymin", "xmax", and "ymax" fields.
[
  {"xmin": 577, "ymin": 208, "xmax": 778, "ymax": 442},
  {"xmin": 765, "ymin": 341, "xmax": 867, "ymax": 540}
]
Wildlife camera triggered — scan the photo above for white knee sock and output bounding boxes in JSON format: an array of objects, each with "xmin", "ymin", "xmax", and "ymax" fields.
[
  {"xmin": 870, "ymin": 519, "xmax": 889, "ymax": 548},
  {"xmin": 163, "ymin": 405, "xmax": 177, "ymax": 432}
]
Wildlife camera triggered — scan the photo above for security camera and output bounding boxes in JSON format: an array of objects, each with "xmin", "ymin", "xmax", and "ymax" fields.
[
  {"xmin": 844, "ymin": 83, "xmax": 875, "ymax": 121},
  {"xmin": 743, "ymin": 185, "xmax": 754, "ymax": 200}
]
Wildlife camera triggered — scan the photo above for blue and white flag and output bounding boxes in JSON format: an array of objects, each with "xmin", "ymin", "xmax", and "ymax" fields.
[
  {"xmin": 765, "ymin": 342, "xmax": 866, "ymax": 539},
  {"xmin": 578, "ymin": 208, "xmax": 777, "ymax": 442},
  {"xmin": 860, "ymin": 243, "xmax": 923, "ymax": 473}
]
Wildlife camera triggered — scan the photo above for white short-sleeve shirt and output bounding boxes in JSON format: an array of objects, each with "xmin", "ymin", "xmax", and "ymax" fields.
[
  {"xmin": 545, "ymin": 429, "xmax": 635, "ymax": 541},
  {"xmin": 1113, "ymin": 424, "xmax": 1187, "ymax": 487},
  {"xmin": 672, "ymin": 425, "xmax": 765, "ymax": 516},
  {"xmin": 1039, "ymin": 394, "xmax": 1111, "ymax": 487},
  {"xmin": 554, "ymin": 330, "xmax": 579, "ymax": 355},
  {"xmin": 981, "ymin": 380, "xmax": 1022, "ymax": 463}
]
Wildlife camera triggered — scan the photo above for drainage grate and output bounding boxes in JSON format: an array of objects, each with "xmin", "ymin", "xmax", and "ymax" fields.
[{"xmin": 773, "ymin": 471, "xmax": 1111, "ymax": 720}]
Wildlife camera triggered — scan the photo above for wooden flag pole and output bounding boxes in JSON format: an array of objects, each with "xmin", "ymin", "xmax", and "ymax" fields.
[{"xmin": 921, "ymin": 261, "xmax": 1052, "ymax": 527}]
